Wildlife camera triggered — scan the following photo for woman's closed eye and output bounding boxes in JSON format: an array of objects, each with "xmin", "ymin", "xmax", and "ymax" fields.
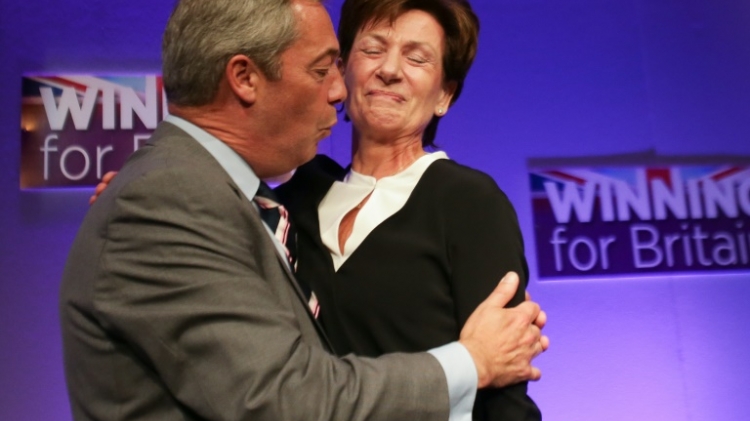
[
  {"xmin": 407, "ymin": 54, "xmax": 429, "ymax": 64},
  {"xmin": 361, "ymin": 48, "xmax": 384, "ymax": 55}
]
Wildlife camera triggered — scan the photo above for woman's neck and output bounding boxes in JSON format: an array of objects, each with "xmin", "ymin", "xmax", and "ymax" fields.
[{"xmin": 350, "ymin": 130, "xmax": 426, "ymax": 179}]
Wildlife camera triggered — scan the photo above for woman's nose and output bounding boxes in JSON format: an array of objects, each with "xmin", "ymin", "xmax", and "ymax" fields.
[{"xmin": 376, "ymin": 50, "xmax": 402, "ymax": 84}]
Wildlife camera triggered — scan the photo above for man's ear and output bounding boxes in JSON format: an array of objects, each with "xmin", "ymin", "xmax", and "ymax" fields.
[{"xmin": 225, "ymin": 54, "xmax": 262, "ymax": 105}]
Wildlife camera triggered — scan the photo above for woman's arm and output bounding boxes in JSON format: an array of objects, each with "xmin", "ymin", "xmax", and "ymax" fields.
[{"xmin": 444, "ymin": 167, "xmax": 542, "ymax": 421}]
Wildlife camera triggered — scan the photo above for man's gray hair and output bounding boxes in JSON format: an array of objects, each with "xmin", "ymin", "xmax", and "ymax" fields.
[{"xmin": 162, "ymin": 0, "xmax": 298, "ymax": 107}]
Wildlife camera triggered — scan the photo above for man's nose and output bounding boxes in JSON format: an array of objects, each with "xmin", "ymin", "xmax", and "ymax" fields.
[{"xmin": 329, "ymin": 60, "xmax": 347, "ymax": 104}]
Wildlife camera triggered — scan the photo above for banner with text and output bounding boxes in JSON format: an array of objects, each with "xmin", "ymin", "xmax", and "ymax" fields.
[
  {"xmin": 21, "ymin": 74, "xmax": 167, "ymax": 189},
  {"xmin": 530, "ymin": 161, "xmax": 750, "ymax": 279}
]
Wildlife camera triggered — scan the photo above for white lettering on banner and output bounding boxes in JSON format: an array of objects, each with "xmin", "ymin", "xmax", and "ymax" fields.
[
  {"xmin": 41, "ymin": 86, "xmax": 98, "ymax": 131},
  {"xmin": 549, "ymin": 226, "xmax": 617, "ymax": 271},
  {"xmin": 37, "ymin": 133, "xmax": 141, "ymax": 182},
  {"xmin": 546, "ymin": 169, "xmax": 750, "ymax": 224},
  {"xmin": 652, "ymin": 170, "xmax": 687, "ymax": 220},
  {"xmin": 60, "ymin": 146, "xmax": 91, "ymax": 181},
  {"xmin": 120, "ymin": 77, "xmax": 158, "ymax": 130},
  {"xmin": 630, "ymin": 222, "xmax": 750, "ymax": 268},
  {"xmin": 614, "ymin": 171, "xmax": 651, "ymax": 221},
  {"xmin": 533, "ymin": 165, "xmax": 750, "ymax": 278},
  {"xmin": 687, "ymin": 179, "xmax": 703, "ymax": 218},
  {"xmin": 543, "ymin": 181, "xmax": 596, "ymax": 223},
  {"xmin": 102, "ymin": 86, "xmax": 116, "ymax": 129},
  {"xmin": 40, "ymin": 76, "xmax": 162, "ymax": 131},
  {"xmin": 40, "ymin": 134, "xmax": 59, "ymax": 180},
  {"xmin": 548, "ymin": 221, "xmax": 750, "ymax": 273},
  {"xmin": 21, "ymin": 75, "xmax": 174, "ymax": 188},
  {"xmin": 704, "ymin": 179, "xmax": 738, "ymax": 218}
]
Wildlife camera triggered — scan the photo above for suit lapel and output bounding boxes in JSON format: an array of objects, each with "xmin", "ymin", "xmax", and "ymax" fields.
[
  {"xmin": 155, "ymin": 122, "xmax": 335, "ymax": 352},
  {"xmin": 237, "ymin": 180, "xmax": 335, "ymax": 352},
  {"xmin": 270, "ymin": 240, "xmax": 334, "ymax": 351}
]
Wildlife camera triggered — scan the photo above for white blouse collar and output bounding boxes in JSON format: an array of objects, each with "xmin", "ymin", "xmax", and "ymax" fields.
[{"xmin": 318, "ymin": 151, "xmax": 448, "ymax": 271}]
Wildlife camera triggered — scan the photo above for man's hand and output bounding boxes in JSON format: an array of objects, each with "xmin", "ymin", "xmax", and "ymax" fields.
[
  {"xmin": 89, "ymin": 171, "xmax": 118, "ymax": 205},
  {"xmin": 459, "ymin": 272, "xmax": 549, "ymax": 389},
  {"xmin": 526, "ymin": 291, "xmax": 547, "ymax": 331}
]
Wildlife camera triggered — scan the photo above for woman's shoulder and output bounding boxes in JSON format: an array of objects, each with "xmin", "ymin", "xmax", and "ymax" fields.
[
  {"xmin": 424, "ymin": 158, "xmax": 506, "ymax": 197},
  {"xmin": 420, "ymin": 160, "xmax": 523, "ymax": 237}
]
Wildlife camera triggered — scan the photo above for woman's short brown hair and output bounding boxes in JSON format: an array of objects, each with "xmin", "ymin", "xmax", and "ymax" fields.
[{"xmin": 338, "ymin": 0, "xmax": 480, "ymax": 147}]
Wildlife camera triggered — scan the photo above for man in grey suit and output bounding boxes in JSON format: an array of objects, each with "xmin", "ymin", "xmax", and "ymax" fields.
[{"xmin": 60, "ymin": 0, "xmax": 549, "ymax": 420}]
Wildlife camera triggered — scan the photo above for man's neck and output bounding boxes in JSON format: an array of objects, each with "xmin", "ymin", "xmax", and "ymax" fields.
[
  {"xmin": 169, "ymin": 105, "xmax": 246, "ymax": 146},
  {"xmin": 169, "ymin": 104, "xmax": 278, "ymax": 179}
]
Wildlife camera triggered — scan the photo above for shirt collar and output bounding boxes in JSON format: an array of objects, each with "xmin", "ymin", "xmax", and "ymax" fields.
[
  {"xmin": 345, "ymin": 151, "xmax": 449, "ymax": 188},
  {"xmin": 164, "ymin": 114, "xmax": 260, "ymax": 200}
]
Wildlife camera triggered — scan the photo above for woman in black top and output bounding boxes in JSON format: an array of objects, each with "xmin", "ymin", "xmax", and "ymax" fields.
[{"xmin": 279, "ymin": 0, "xmax": 541, "ymax": 419}]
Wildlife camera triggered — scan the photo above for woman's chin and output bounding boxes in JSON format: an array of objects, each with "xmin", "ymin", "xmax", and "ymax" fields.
[{"xmin": 360, "ymin": 112, "xmax": 407, "ymax": 131}]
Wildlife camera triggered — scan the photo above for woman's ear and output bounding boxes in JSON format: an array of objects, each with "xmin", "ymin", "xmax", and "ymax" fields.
[{"xmin": 436, "ymin": 80, "xmax": 458, "ymax": 116}]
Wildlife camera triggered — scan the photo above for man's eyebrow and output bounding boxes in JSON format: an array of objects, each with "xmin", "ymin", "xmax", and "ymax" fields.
[{"xmin": 310, "ymin": 48, "xmax": 340, "ymax": 65}]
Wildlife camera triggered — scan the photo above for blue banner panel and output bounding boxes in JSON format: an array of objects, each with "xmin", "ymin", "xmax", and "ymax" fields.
[
  {"xmin": 20, "ymin": 75, "xmax": 166, "ymax": 189},
  {"xmin": 530, "ymin": 163, "xmax": 750, "ymax": 279}
]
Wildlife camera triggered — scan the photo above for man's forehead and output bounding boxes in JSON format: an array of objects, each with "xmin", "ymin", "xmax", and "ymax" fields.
[
  {"xmin": 290, "ymin": 0, "xmax": 327, "ymax": 17},
  {"xmin": 287, "ymin": 0, "xmax": 339, "ymax": 58}
]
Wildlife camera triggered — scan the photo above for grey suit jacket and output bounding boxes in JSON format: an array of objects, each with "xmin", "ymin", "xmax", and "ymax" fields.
[{"xmin": 60, "ymin": 122, "xmax": 450, "ymax": 421}]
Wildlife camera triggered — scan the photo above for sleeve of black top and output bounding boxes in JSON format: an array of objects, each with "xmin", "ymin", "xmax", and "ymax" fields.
[{"xmin": 444, "ymin": 168, "xmax": 541, "ymax": 421}]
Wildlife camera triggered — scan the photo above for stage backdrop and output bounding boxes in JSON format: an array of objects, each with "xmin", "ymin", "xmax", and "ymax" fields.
[{"xmin": 1, "ymin": 0, "xmax": 749, "ymax": 420}]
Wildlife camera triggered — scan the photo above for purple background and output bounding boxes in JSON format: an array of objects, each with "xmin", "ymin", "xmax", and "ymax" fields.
[{"xmin": 1, "ymin": 0, "xmax": 749, "ymax": 420}]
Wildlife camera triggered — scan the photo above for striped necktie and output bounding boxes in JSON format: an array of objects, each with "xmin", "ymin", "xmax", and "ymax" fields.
[{"xmin": 254, "ymin": 182, "xmax": 319, "ymax": 317}]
